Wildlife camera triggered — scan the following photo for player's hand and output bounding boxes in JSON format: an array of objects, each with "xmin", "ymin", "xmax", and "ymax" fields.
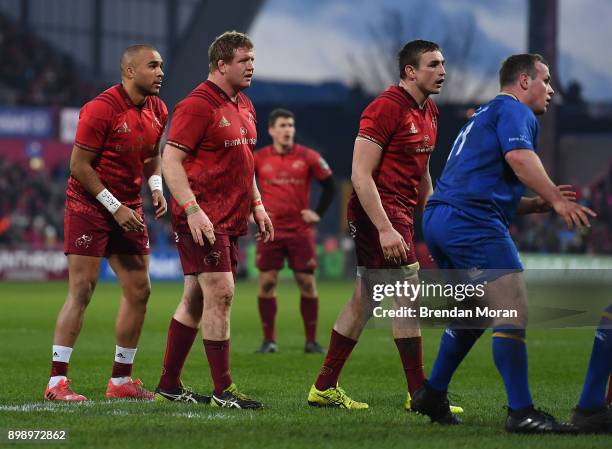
[
  {"xmin": 533, "ymin": 185, "xmax": 576, "ymax": 212},
  {"xmin": 113, "ymin": 205, "xmax": 145, "ymax": 233},
  {"xmin": 552, "ymin": 197, "xmax": 597, "ymax": 230},
  {"xmin": 151, "ymin": 190, "xmax": 167, "ymax": 219},
  {"xmin": 187, "ymin": 209, "xmax": 215, "ymax": 246},
  {"xmin": 254, "ymin": 208, "xmax": 274, "ymax": 242},
  {"xmin": 379, "ymin": 226, "xmax": 409, "ymax": 265},
  {"xmin": 301, "ymin": 209, "xmax": 320, "ymax": 224}
]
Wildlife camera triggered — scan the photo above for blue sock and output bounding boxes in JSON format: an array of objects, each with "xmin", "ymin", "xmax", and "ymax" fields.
[
  {"xmin": 428, "ymin": 327, "xmax": 484, "ymax": 392},
  {"xmin": 492, "ymin": 326, "xmax": 533, "ymax": 411},
  {"xmin": 578, "ymin": 305, "xmax": 612, "ymax": 410}
]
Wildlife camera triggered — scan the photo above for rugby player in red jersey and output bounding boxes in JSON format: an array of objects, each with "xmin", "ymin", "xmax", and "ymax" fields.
[
  {"xmin": 254, "ymin": 108, "xmax": 335, "ymax": 354},
  {"xmin": 45, "ymin": 45, "xmax": 167, "ymax": 401},
  {"xmin": 155, "ymin": 31, "xmax": 272, "ymax": 409},
  {"xmin": 307, "ymin": 40, "xmax": 457, "ymax": 411}
]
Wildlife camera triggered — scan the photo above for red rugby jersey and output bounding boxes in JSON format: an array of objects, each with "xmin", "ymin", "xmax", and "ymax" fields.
[
  {"xmin": 254, "ymin": 144, "xmax": 332, "ymax": 237},
  {"xmin": 347, "ymin": 85, "xmax": 439, "ymax": 224},
  {"xmin": 167, "ymin": 80, "xmax": 257, "ymax": 236},
  {"xmin": 65, "ymin": 84, "xmax": 168, "ymax": 217}
]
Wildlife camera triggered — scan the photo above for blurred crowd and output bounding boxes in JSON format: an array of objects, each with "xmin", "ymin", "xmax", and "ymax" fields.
[
  {"xmin": 0, "ymin": 14, "xmax": 99, "ymax": 106},
  {"xmin": 0, "ymin": 157, "xmax": 175, "ymax": 249},
  {"xmin": 512, "ymin": 173, "xmax": 612, "ymax": 254}
]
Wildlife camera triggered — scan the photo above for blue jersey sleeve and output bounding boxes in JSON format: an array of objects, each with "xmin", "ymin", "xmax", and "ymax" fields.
[{"xmin": 496, "ymin": 102, "xmax": 539, "ymax": 154}]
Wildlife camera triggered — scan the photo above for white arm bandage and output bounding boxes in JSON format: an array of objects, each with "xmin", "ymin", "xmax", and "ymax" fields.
[
  {"xmin": 148, "ymin": 175, "xmax": 163, "ymax": 193},
  {"xmin": 96, "ymin": 188, "xmax": 121, "ymax": 214}
]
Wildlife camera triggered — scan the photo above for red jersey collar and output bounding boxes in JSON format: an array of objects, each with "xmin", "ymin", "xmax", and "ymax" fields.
[
  {"xmin": 271, "ymin": 143, "xmax": 295, "ymax": 155},
  {"xmin": 117, "ymin": 83, "xmax": 148, "ymax": 109},
  {"xmin": 393, "ymin": 85, "xmax": 430, "ymax": 110},
  {"xmin": 204, "ymin": 80, "xmax": 242, "ymax": 105}
]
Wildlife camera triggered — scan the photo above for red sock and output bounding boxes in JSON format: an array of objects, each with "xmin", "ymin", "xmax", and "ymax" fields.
[
  {"xmin": 300, "ymin": 295, "xmax": 319, "ymax": 343},
  {"xmin": 394, "ymin": 337, "xmax": 425, "ymax": 395},
  {"xmin": 50, "ymin": 362, "xmax": 68, "ymax": 378},
  {"xmin": 258, "ymin": 296, "xmax": 277, "ymax": 342},
  {"xmin": 315, "ymin": 329, "xmax": 357, "ymax": 390},
  {"xmin": 158, "ymin": 318, "xmax": 198, "ymax": 390},
  {"xmin": 111, "ymin": 362, "xmax": 132, "ymax": 378},
  {"xmin": 607, "ymin": 374, "xmax": 612, "ymax": 403},
  {"xmin": 203, "ymin": 339, "xmax": 232, "ymax": 395}
]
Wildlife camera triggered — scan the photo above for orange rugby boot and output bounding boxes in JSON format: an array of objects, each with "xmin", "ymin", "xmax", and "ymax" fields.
[
  {"xmin": 44, "ymin": 379, "xmax": 87, "ymax": 401},
  {"xmin": 105, "ymin": 378, "xmax": 154, "ymax": 400}
]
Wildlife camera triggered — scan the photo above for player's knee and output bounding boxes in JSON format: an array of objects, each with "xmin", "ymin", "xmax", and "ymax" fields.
[
  {"xmin": 181, "ymin": 291, "xmax": 203, "ymax": 319},
  {"xmin": 299, "ymin": 282, "xmax": 316, "ymax": 297},
  {"xmin": 295, "ymin": 275, "xmax": 316, "ymax": 297},
  {"xmin": 133, "ymin": 279, "xmax": 151, "ymax": 305},
  {"xmin": 211, "ymin": 285, "xmax": 234, "ymax": 310},
  {"xmin": 69, "ymin": 277, "xmax": 97, "ymax": 307},
  {"xmin": 260, "ymin": 279, "xmax": 277, "ymax": 296},
  {"xmin": 348, "ymin": 295, "xmax": 374, "ymax": 321}
]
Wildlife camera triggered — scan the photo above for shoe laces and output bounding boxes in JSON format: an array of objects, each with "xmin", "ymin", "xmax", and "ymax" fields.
[
  {"xmin": 131, "ymin": 378, "xmax": 146, "ymax": 391},
  {"xmin": 334, "ymin": 386, "xmax": 354, "ymax": 406},
  {"xmin": 225, "ymin": 384, "xmax": 250, "ymax": 400},
  {"xmin": 533, "ymin": 407, "xmax": 556, "ymax": 421},
  {"xmin": 57, "ymin": 379, "xmax": 75, "ymax": 393}
]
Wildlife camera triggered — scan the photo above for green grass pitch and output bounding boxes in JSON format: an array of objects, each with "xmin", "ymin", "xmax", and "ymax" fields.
[{"xmin": 0, "ymin": 280, "xmax": 609, "ymax": 448}]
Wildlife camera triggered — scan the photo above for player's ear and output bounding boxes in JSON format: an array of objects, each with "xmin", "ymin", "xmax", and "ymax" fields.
[
  {"xmin": 519, "ymin": 72, "xmax": 530, "ymax": 91},
  {"xmin": 404, "ymin": 64, "xmax": 416, "ymax": 81},
  {"xmin": 217, "ymin": 59, "xmax": 226, "ymax": 75}
]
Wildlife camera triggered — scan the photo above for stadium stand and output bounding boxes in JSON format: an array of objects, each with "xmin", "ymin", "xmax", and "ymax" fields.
[{"xmin": 0, "ymin": 13, "xmax": 99, "ymax": 106}]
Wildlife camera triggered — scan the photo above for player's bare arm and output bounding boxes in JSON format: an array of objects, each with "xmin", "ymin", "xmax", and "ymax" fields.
[
  {"xmin": 252, "ymin": 176, "xmax": 274, "ymax": 242},
  {"xmin": 516, "ymin": 185, "xmax": 576, "ymax": 215},
  {"xmin": 351, "ymin": 138, "xmax": 409, "ymax": 263},
  {"xmin": 416, "ymin": 158, "xmax": 433, "ymax": 214},
  {"xmin": 162, "ymin": 143, "xmax": 215, "ymax": 245},
  {"xmin": 69, "ymin": 145, "xmax": 144, "ymax": 232},
  {"xmin": 505, "ymin": 149, "xmax": 596, "ymax": 229},
  {"xmin": 143, "ymin": 142, "xmax": 167, "ymax": 219}
]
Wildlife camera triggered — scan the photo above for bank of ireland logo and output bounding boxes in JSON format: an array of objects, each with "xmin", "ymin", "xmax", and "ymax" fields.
[
  {"xmin": 75, "ymin": 234, "xmax": 93, "ymax": 248},
  {"xmin": 204, "ymin": 250, "xmax": 222, "ymax": 266}
]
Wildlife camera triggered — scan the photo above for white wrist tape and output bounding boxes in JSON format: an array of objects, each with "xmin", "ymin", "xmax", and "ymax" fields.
[
  {"xmin": 96, "ymin": 188, "xmax": 121, "ymax": 214},
  {"xmin": 148, "ymin": 175, "xmax": 163, "ymax": 193}
]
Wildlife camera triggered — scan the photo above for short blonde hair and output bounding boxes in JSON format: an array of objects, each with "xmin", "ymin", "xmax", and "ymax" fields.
[{"xmin": 208, "ymin": 31, "xmax": 253, "ymax": 73}]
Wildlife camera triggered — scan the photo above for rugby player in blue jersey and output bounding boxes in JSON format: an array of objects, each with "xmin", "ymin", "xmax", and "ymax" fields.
[{"xmin": 410, "ymin": 53, "xmax": 596, "ymax": 433}]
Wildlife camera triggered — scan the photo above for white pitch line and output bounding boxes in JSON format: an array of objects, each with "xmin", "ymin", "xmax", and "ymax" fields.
[{"xmin": 0, "ymin": 403, "xmax": 236, "ymax": 420}]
